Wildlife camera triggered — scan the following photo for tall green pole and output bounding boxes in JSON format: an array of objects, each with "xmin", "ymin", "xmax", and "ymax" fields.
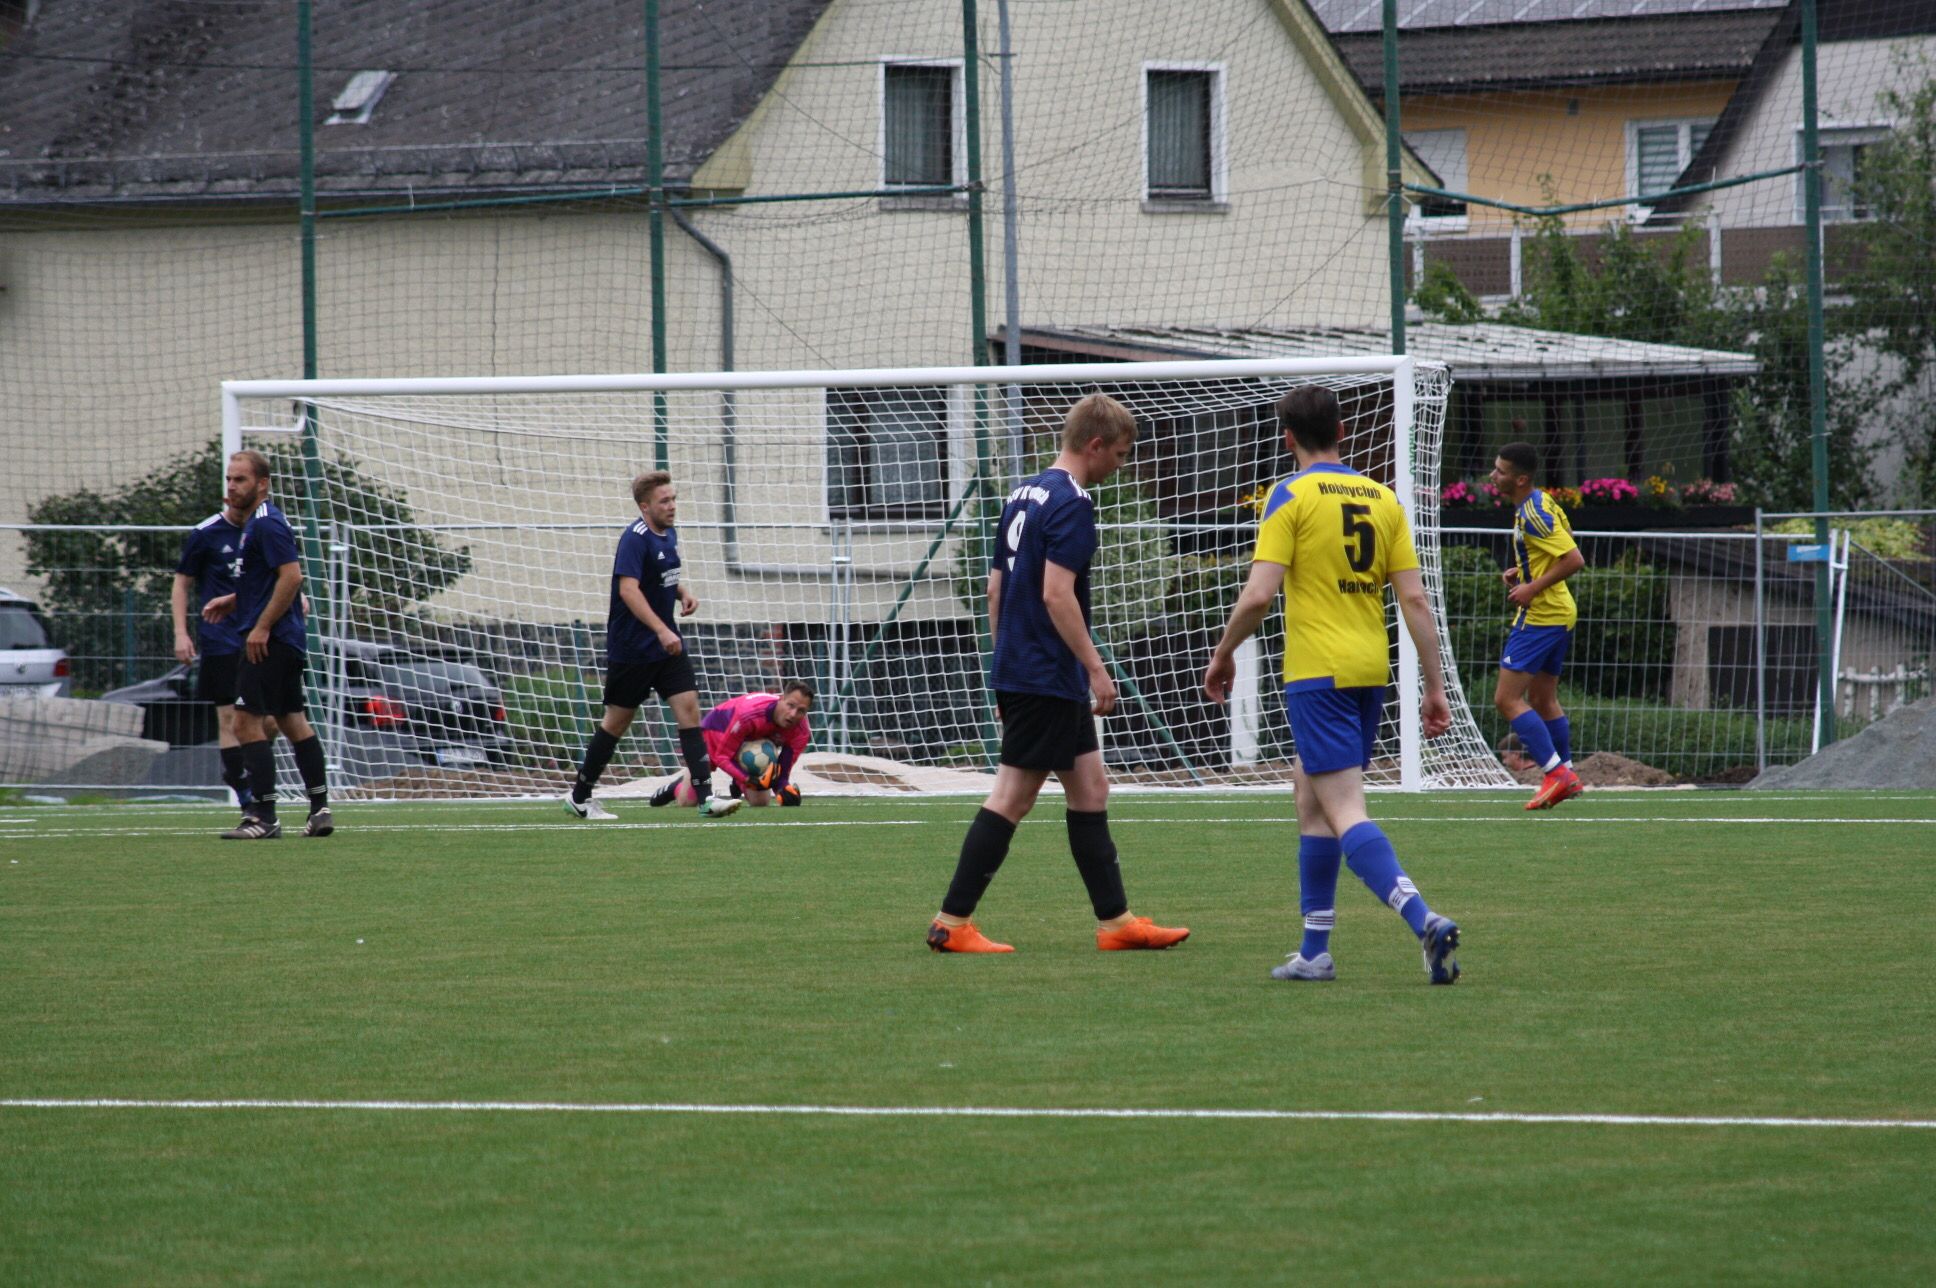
[
  {"xmin": 1383, "ymin": 0, "xmax": 1405, "ymax": 354},
  {"xmin": 961, "ymin": 0, "xmax": 999, "ymax": 764},
  {"xmin": 961, "ymin": 0, "xmax": 990, "ymax": 371},
  {"xmin": 1801, "ymin": 0, "xmax": 1834, "ymax": 748},
  {"xmin": 645, "ymin": 1, "xmax": 669, "ymax": 469},
  {"xmin": 296, "ymin": 1, "xmax": 329, "ymax": 638}
]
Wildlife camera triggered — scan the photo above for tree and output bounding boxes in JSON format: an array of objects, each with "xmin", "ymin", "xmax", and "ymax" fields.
[
  {"xmin": 1843, "ymin": 51, "xmax": 1936, "ymax": 505},
  {"xmin": 1497, "ymin": 217, "xmax": 1743, "ymax": 352},
  {"xmin": 25, "ymin": 438, "xmax": 470, "ymax": 691},
  {"xmin": 1726, "ymin": 256, "xmax": 1877, "ymax": 511},
  {"xmin": 1421, "ymin": 209, "xmax": 1880, "ymax": 506}
]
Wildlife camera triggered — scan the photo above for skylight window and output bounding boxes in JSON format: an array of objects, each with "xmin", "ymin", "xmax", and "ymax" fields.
[{"xmin": 326, "ymin": 70, "xmax": 396, "ymax": 126}]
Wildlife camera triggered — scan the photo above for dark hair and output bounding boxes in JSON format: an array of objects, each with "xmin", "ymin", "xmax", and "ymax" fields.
[
  {"xmin": 1497, "ymin": 442, "xmax": 1538, "ymax": 477},
  {"xmin": 632, "ymin": 470, "xmax": 673, "ymax": 505},
  {"xmin": 1275, "ymin": 386, "xmax": 1340, "ymax": 453},
  {"xmin": 783, "ymin": 680, "xmax": 817, "ymax": 702}
]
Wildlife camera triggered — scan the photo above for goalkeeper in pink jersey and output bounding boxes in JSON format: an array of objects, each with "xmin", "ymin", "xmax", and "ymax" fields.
[{"xmin": 650, "ymin": 680, "xmax": 815, "ymax": 808}]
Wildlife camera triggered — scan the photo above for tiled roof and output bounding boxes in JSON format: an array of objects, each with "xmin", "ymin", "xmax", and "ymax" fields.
[
  {"xmin": 1331, "ymin": 7, "xmax": 1782, "ymax": 94},
  {"xmin": 1308, "ymin": 0, "xmax": 1785, "ymax": 36},
  {"xmin": 0, "ymin": 0, "xmax": 833, "ymax": 204}
]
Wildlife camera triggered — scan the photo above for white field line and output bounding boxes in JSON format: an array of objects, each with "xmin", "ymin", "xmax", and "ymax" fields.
[
  {"xmin": 1, "ymin": 1098, "xmax": 1931, "ymax": 1131},
  {"xmin": 6, "ymin": 816, "xmax": 1936, "ymax": 842}
]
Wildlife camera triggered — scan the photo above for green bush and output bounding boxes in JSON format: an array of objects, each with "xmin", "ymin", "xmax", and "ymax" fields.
[
  {"xmin": 1446, "ymin": 539, "xmax": 1676, "ymax": 707},
  {"xmin": 1569, "ymin": 547, "xmax": 1674, "ymax": 702}
]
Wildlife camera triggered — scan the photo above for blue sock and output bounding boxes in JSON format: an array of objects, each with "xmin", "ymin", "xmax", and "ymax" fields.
[
  {"xmin": 1342, "ymin": 821, "xmax": 1432, "ymax": 937},
  {"xmin": 1298, "ymin": 835, "xmax": 1341, "ymax": 959},
  {"xmin": 1545, "ymin": 715, "xmax": 1572, "ymax": 767},
  {"xmin": 1510, "ymin": 710, "xmax": 1560, "ymax": 771}
]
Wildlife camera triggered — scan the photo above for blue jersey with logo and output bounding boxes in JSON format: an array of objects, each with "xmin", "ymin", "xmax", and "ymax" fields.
[
  {"xmin": 233, "ymin": 501, "xmax": 307, "ymax": 651},
  {"xmin": 607, "ymin": 519, "xmax": 683, "ymax": 663},
  {"xmin": 174, "ymin": 510, "xmax": 247, "ymax": 656},
  {"xmin": 989, "ymin": 467, "xmax": 1098, "ymax": 702}
]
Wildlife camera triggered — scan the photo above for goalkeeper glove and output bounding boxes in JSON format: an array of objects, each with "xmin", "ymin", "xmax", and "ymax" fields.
[
  {"xmin": 754, "ymin": 761, "xmax": 779, "ymax": 791},
  {"xmin": 777, "ymin": 784, "xmax": 801, "ymax": 807}
]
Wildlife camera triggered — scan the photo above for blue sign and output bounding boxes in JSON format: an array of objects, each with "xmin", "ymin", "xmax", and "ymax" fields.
[{"xmin": 1787, "ymin": 544, "xmax": 1830, "ymax": 563}]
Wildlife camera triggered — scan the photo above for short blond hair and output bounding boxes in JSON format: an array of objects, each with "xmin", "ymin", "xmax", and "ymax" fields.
[
  {"xmin": 1061, "ymin": 393, "xmax": 1137, "ymax": 451},
  {"xmin": 632, "ymin": 470, "xmax": 673, "ymax": 505}
]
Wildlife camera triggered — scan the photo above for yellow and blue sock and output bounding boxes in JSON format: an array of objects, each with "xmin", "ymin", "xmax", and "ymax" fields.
[
  {"xmin": 1342, "ymin": 821, "xmax": 1432, "ymax": 937},
  {"xmin": 1298, "ymin": 834, "xmax": 1341, "ymax": 958}
]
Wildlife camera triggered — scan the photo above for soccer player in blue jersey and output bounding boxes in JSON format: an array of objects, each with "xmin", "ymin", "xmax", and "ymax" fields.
[
  {"xmin": 201, "ymin": 450, "xmax": 333, "ymax": 840},
  {"xmin": 1490, "ymin": 442, "xmax": 1586, "ymax": 810},
  {"xmin": 172, "ymin": 487, "xmax": 262, "ymax": 814},
  {"xmin": 565, "ymin": 471, "xmax": 739, "ymax": 820},
  {"xmin": 927, "ymin": 394, "xmax": 1189, "ymax": 954},
  {"xmin": 1203, "ymin": 386, "xmax": 1461, "ymax": 984}
]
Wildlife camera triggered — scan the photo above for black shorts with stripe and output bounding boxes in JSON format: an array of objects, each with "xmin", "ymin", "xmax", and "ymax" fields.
[{"xmin": 233, "ymin": 641, "xmax": 308, "ymax": 718}]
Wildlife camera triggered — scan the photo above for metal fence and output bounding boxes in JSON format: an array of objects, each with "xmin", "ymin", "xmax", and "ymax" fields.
[{"xmin": 4, "ymin": 516, "xmax": 1931, "ymax": 796}]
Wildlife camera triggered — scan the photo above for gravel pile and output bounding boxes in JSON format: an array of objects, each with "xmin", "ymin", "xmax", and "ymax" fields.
[{"xmin": 1747, "ymin": 697, "xmax": 1936, "ymax": 790}]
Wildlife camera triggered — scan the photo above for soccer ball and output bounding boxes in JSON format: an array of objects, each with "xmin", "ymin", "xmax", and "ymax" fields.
[
  {"xmin": 673, "ymin": 775, "xmax": 700, "ymax": 806},
  {"xmin": 736, "ymin": 739, "xmax": 780, "ymax": 785}
]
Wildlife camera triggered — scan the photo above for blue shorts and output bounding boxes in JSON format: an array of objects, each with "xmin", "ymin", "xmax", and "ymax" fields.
[
  {"xmin": 1501, "ymin": 624, "xmax": 1573, "ymax": 676},
  {"xmin": 1284, "ymin": 683, "xmax": 1385, "ymax": 775}
]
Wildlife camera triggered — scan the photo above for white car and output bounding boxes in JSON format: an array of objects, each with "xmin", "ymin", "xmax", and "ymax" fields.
[{"xmin": 0, "ymin": 587, "xmax": 73, "ymax": 697}]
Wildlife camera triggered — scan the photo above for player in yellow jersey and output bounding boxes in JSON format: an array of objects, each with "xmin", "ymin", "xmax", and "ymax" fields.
[
  {"xmin": 1490, "ymin": 442, "xmax": 1587, "ymax": 811},
  {"xmin": 1203, "ymin": 386, "xmax": 1461, "ymax": 985}
]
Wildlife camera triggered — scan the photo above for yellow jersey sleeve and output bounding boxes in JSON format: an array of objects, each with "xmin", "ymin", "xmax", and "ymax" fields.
[{"xmin": 1251, "ymin": 478, "xmax": 1297, "ymax": 568}]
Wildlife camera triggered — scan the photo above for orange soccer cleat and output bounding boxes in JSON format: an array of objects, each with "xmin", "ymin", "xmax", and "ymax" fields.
[
  {"xmin": 1096, "ymin": 916, "xmax": 1191, "ymax": 951},
  {"xmin": 927, "ymin": 919, "xmax": 1014, "ymax": 953},
  {"xmin": 1525, "ymin": 765, "xmax": 1583, "ymax": 811}
]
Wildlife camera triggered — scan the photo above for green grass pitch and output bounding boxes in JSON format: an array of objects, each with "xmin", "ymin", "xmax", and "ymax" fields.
[{"xmin": 3, "ymin": 790, "xmax": 1934, "ymax": 1284}]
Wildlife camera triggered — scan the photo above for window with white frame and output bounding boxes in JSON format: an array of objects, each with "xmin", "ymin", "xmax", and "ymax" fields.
[
  {"xmin": 1406, "ymin": 128, "xmax": 1469, "ymax": 226},
  {"xmin": 882, "ymin": 61, "xmax": 962, "ymax": 191},
  {"xmin": 826, "ymin": 387, "xmax": 952, "ymax": 522},
  {"xmin": 1799, "ymin": 125, "xmax": 1893, "ymax": 222},
  {"xmin": 1628, "ymin": 118, "xmax": 1713, "ymax": 209},
  {"xmin": 1144, "ymin": 65, "xmax": 1224, "ymax": 203}
]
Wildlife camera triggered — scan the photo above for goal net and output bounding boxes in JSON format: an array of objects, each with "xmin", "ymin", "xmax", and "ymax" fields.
[{"xmin": 225, "ymin": 357, "xmax": 1511, "ymax": 799}]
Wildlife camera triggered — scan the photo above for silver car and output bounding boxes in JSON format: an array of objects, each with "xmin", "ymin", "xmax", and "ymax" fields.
[{"xmin": 0, "ymin": 587, "xmax": 72, "ymax": 697}]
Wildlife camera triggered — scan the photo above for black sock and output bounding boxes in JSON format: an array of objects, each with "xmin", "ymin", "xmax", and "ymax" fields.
[
  {"xmin": 219, "ymin": 744, "xmax": 253, "ymax": 807},
  {"xmin": 290, "ymin": 734, "xmax": 329, "ymax": 813},
  {"xmin": 1066, "ymin": 809, "xmax": 1129, "ymax": 921},
  {"xmin": 242, "ymin": 740, "xmax": 278, "ymax": 820},
  {"xmin": 941, "ymin": 808, "xmax": 1018, "ymax": 918},
  {"xmin": 574, "ymin": 728, "xmax": 621, "ymax": 802},
  {"xmin": 678, "ymin": 726, "xmax": 712, "ymax": 801}
]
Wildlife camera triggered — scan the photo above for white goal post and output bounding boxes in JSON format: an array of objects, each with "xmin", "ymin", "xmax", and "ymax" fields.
[{"xmin": 223, "ymin": 357, "xmax": 1512, "ymax": 799}]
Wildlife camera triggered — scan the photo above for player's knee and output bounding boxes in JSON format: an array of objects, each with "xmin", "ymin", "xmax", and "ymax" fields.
[{"xmin": 746, "ymin": 789, "xmax": 772, "ymax": 807}]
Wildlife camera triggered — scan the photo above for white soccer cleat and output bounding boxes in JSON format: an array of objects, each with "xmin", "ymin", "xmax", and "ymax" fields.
[
  {"xmin": 1270, "ymin": 952, "xmax": 1335, "ymax": 982},
  {"xmin": 564, "ymin": 794, "xmax": 617, "ymax": 821},
  {"xmin": 698, "ymin": 796, "xmax": 742, "ymax": 819}
]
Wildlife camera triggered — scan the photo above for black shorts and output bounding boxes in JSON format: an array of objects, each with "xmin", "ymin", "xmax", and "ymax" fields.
[
  {"xmin": 233, "ymin": 641, "xmax": 308, "ymax": 718},
  {"xmin": 602, "ymin": 653, "xmax": 698, "ymax": 710},
  {"xmin": 197, "ymin": 651, "xmax": 241, "ymax": 707},
  {"xmin": 997, "ymin": 689, "xmax": 1099, "ymax": 771}
]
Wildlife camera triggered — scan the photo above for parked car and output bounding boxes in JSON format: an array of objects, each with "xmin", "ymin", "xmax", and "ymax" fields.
[
  {"xmin": 334, "ymin": 639, "xmax": 512, "ymax": 768},
  {"xmin": 0, "ymin": 587, "xmax": 73, "ymax": 697},
  {"xmin": 100, "ymin": 663, "xmax": 215, "ymax": 745},
  {"xmin": 101, "ymin": 640, "xmax": 512, "ymax": 778}
]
